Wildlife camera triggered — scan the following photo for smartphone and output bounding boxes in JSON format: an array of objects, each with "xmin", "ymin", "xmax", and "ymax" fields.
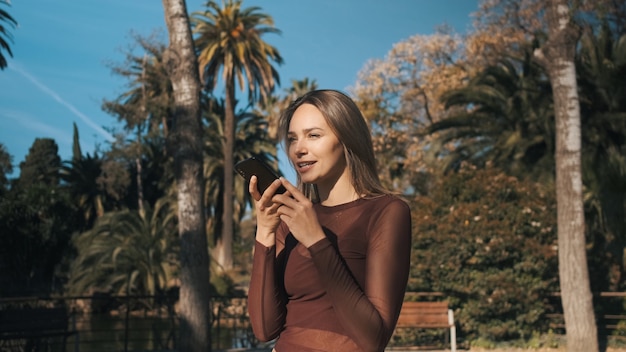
[{"xmin": 235, "ymin": 157, "xmax": 287, "ymax": 195}]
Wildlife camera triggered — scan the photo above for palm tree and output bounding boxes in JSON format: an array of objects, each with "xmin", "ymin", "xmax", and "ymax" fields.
[
  {"xmin": 67, "ymin": 200, "xmax": 178, "ymax": 307},
  {"xmin": 138, "ymin": 136, "xmax": 174, "ymax": 206},
  {"xmin": 577, "ymin": 24, "xmax": 626, "ymax": 291},
  {"xmin": 428, "ymin": 46, "xmax": 554, "ymax": 180},
  {"xmin": 103, "ymin": 35, "xmax": 174, "ymax": 215},
  {"xmin": 103, "ymin": 34, "xmax": 173, "ymax": 138},
  {"xmin": 259, "ymin": 78, "xmax": 318, "ymax": 142},
  {"xmin": 201, "ymin": 97, "xmax": 277, "ymax": 268},
  {"xmin": 0, "ymin": 0, "xmax": 17, "ymax": 70},
  {"xmin": 61, "ymin": 153, "xmax": 106, "ymax": 230},
  {"xmin": 283, "ymin": 77, "xmax": 318, "ymax": 102},
  {"xmin": 191, "ymin": 0, "xmax": 282, "ymax": 270}
]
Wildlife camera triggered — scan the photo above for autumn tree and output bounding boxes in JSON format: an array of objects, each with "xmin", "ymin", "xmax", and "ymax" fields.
[
  {"xmin": 352, "ymin": 30, "xmax": 475, "ymax": 193},
  {"xmin": 161, "ymin": 0, "xmax": 210, "ymax": 350}
]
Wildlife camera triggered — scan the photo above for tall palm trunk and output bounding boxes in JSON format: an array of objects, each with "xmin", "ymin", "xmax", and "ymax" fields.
[
  {"xmin": 535, "ymin": 1, "xmax": 598, "ymax": 351},
  {"xmin": 161, "ymin": 0, "xmax": 211, "ymax": 351},
  {"xmin": 217, "ymin": 80, "xmax": 235, "ymax": 271},
  {"xmin": 136, "ymin": 130, "xmax": 145, "ymax": 217},
  {"xmin": 137, "ymin": 55, "xmax": 148, "ymax": 217}
]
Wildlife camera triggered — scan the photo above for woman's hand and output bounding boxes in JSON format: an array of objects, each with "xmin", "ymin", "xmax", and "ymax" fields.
[
  {"xmin": 250, "ymin": 175, "xmax": 287, "ymax": 247},
  {"xmin": 273, "ymin": 178, "xmax": 326, "ymax": 248}
]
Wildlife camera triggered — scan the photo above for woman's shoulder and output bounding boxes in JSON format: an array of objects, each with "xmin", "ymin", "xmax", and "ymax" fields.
[
  {"xmin": 314, "ymin": 194, "xmax": 410, "ymax": 218},
  {"xmin": 364, "ymin": 193, "xmax": 410, "ymax": 208},
  {"xmin": 356, "ymin": 194, "xmax": 410, "ymax": 219}
]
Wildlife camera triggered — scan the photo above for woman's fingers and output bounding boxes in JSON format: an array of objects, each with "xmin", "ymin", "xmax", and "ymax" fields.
[
  {"xmin": 249, "ymin": 175, "xmax": 261, "ymax": 201},
  {"xmin": 276, "ymin": 177, "xmax": 307, "ymax": 201},
  {"xmin": 273, "ymin": 178, "xmax": 313, "ymax": 218},
  {"xmin": 254, "ymin": 177, "xmax": 288, "ymax": 210}
]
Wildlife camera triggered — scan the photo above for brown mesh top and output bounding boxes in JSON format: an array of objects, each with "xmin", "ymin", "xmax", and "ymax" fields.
[{"xmin": 248, "ymin": 195, "xmax": 412, "ymax": 352}]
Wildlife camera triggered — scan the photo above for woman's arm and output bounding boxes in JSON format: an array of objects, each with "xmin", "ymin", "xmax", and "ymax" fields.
[
  {"xmin": 309, "ymin": 199, "xmax": 411, "ymax": 352},
  {"xmin": 247, "ymin": 176, "xmax": 289, "ymax": 341},
  {"xmin": 247, "ymin": 240, "xmax": 287, "ymax": 341}
]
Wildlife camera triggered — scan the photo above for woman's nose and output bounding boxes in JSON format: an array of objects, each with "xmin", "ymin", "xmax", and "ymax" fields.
[{"xmin": 292, "ymin": 140, "xmax": 307, "ymax": 156}]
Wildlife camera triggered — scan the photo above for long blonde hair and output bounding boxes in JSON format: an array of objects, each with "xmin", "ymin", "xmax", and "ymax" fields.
[{"xmin": 278, "ymin": 89, "xmax": 388, "ymax": 200}]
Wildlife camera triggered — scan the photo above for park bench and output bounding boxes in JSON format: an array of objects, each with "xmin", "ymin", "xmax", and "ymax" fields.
[
  {"xmin": 394, "ymin": 301, "xmax": 457, "ymax": 351},
  {"xmin": 0, "ymin": 306, "xmax": 77, "ymax": 351}
]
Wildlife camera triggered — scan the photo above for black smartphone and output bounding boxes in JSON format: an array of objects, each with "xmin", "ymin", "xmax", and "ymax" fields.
[{"xmin": 235, "ymin": 157, "xmax": 287, "ymax": 195}]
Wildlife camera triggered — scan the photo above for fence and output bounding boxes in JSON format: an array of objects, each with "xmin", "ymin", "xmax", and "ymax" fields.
[
  {"xmin": 1, "ymin": 292, "xmax": 625, "ymax": 351},
  {"xmin": 0, "ymin": 294, "xmax": 261, "ymax": 352}
]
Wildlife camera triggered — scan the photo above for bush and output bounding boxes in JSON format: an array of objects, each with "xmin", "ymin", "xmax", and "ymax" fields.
[{"xmin": 408, "ymin": 165, "xmax": 559, "ymax": 343}]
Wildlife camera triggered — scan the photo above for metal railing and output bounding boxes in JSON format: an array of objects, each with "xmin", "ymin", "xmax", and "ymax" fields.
[
  {"xmin": 2, "ymin": 292, "xmax": 625, "ymax": 351},
  {"xmin": 0, "ymin": 294, "xmax": 262, "ymax": 352}
]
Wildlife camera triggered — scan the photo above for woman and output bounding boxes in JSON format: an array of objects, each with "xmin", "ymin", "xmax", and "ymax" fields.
[{"xmin": 247, "ymin": 90, "xmax": 411, "ymax": 352}]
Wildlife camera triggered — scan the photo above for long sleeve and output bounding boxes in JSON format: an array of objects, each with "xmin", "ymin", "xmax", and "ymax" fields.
[
  {"xmin": 308, "ymin": 198, "xmax": 411, "ymax": 352},
  {"xmin": 247, "ymin": 241, "xmax": 287, "ymax": 341}
]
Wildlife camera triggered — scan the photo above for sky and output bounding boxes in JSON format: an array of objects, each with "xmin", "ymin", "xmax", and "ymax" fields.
[{"xmin": 0, "ymin": 0, "xmax": 478, "ymax": 181}]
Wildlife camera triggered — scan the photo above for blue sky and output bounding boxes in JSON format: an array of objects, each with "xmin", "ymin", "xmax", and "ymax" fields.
[{"xmin": 0, "ymin": 0, "xmax": 478, "ymax": 181}]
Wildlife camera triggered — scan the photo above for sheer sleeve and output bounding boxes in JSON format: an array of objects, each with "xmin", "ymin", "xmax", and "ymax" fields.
[
  {"xmin": 247, "ymin": 241, "xmax": 287, "ymax": 341},
  {"xmin": 308, "ymin": 198, "xmax": 411, "ymax": 352}
]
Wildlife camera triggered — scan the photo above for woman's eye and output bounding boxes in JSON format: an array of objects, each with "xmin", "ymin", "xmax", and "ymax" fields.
[{"xmin": 309, "ymin": 134, "xmax": 320, "ymax": 138}]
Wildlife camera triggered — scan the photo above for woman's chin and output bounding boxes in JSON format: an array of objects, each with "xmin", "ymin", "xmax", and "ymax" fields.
[{"xmin": 300, "ymin": 175, "xmax": 318, "ymax": 185}]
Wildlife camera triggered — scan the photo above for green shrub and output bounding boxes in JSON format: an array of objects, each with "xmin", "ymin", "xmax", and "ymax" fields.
[{"xmin": 408, "ymin": 165, "xmax": 559, "ymax": 343}]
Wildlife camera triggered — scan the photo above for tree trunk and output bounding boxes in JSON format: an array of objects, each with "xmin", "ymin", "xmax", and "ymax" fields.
[
  {"xmin": 138, "ymin": 55, "xmax": 147, "ymax": 217},
  {"xmin": 161, "ymin": 0, "xmax": 211, "ymax": 351},
  {"xmin": 136, "ymin": 130, "xmax": 145, "ymax": 217},
  {"xmin": 216, "ymin": 80, "xmax": 235, "ymax": 271},
  {"xmin": 534, "ymin": 1, "xmax": 598, "ymax": 351}
]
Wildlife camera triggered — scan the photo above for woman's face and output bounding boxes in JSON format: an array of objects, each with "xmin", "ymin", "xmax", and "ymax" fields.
[{"xmin": 287, "ymin": 104, "xmax": 348, "ymax": 187}]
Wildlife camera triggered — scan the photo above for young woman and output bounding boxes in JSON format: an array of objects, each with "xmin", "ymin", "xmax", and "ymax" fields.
[{"xmin": 247, "ymin": 90, "xmax": 411, "ymax": 352}]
